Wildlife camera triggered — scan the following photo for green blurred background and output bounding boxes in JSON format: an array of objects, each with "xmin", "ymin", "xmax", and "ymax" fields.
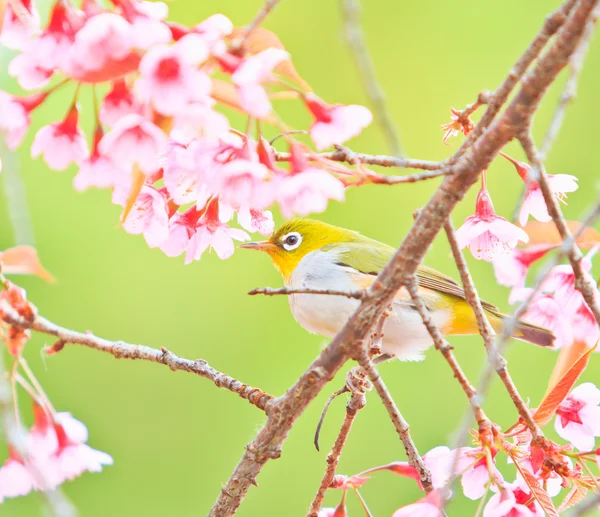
[{"xmin": 1, "ymin": 0, "xmax": 600, "ymax": 515}]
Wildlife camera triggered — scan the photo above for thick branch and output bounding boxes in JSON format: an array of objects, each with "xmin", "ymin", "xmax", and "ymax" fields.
[
  {"xmin": 210, "ymin": 2, "xmax": 598, "ymax": 515},
  {"xmin": 0, "ymin": 305, "xmax": 275, "ymax": 413}
]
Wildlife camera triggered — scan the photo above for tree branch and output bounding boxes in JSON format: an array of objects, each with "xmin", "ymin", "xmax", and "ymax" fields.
[
  {"xmin": 0, "ymin": 305, "xmax": 275, "ymax": 413},
  {"xmin": 248, "ymin": 286, "xmax": 366, "ymax": 300},
  {"xmin": 339, "ymin": 0, "xmax": 404, "ymax": 157}
]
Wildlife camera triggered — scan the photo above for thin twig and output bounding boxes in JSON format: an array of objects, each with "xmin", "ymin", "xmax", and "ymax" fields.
[
  {"xmin": 403, "ymin": 277, "xmax": 490, "ymax": 430},
  {"xmin": 0, "ymin": 305, "xmax": 275, "ymax": 413},
  {"xmin": 308, "ymin": 369, "xmax": 369, "ymax": 517},
  {"xmin": 442, "ymin": 219, "xmax": 543, "ymax": 440},
  {"xmin": 273, "ymin": 149, "xmax": 442, "ymax": 171},
  {"xmin": 234, "ymin": 0, "xmax": 283, "ymax": 51},
  {"xmin": 249, "ymin": 286, "xmax": 367, "ymax": 300},
  {"xmin": 354, "ymin": 352, "xmax": 433, "ymax": 492},
  {"xmin": 340, "ymin": 0, "xmax": 404, "ymax": 157},
  {"xmin": 519, "ymin": 133, "xmax": 600, "ymax": 326},
  {"xmin": 540, "ymin": 6, "xmax": 599, "ymax": 160}
]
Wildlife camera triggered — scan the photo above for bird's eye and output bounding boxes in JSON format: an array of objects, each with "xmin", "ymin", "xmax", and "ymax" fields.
[{"xmin": 282, "ymin": 232, "xmax": 302, "ymax": 251}]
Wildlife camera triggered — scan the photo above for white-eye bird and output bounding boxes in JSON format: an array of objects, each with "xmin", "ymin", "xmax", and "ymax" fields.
[{"xmin": 241, "ymin": 219, "xmax": 554, "ymax": 361}]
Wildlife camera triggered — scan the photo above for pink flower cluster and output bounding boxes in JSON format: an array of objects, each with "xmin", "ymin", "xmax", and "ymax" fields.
[
  {"xmin": 0, "ymin": 405, "xmax": 112, "ymax": 502},
  {"xmin": 0, "ymin": 0, "xmax": 373, "ymax": 261}
]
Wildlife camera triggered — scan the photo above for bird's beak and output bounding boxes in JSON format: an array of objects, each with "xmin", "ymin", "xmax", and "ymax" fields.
[{"xmin": 239, "ymin": 241, "xmax": 277, "ymax": 253}]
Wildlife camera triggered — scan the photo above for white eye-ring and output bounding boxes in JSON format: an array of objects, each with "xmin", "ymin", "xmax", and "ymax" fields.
[{"xmin": 282, "ymin": 232, "xmax": 302, "ymax": 251}]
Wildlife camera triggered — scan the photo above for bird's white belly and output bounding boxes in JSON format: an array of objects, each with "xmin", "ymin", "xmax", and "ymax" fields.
[{"xmin": 288, "ymin": 250, "xmax": 452, "ymax": 361}]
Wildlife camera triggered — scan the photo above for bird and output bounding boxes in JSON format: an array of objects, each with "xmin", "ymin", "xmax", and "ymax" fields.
[{"xmin": 240, "ymin": 218, "xmax": 554, "ymax": 361}]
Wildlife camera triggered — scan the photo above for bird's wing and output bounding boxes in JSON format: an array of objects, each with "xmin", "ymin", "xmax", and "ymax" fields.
[{"xmin": 324, "ymin": 241, "xmax": 499, "ymax": 312}]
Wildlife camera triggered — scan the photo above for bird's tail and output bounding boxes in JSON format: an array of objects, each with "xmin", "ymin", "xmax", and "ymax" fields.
[{"xmin": 510, "ymin": 318, "xmax": 555, "ymax": 347}]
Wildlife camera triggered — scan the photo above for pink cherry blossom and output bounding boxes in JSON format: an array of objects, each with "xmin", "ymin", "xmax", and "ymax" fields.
[
  {"xmin": 159, "ymin": 207, "xmax": 200, "ymax": 258},
  {"xmin": 171, "ymin": 98, "xmax": 230, "ymax": 143},
  {"xmin": 129, "ymin": 15, "xmax": 172, "ymax": 50},
  {"xmin": 8, "ymin": 51, "xmax": 53, "ymax": 90},
  {"xmin": 185, "ymin": 201, "xmax": 249, "ymax": 262},
  {"xmin": 31, "ymin": 107, "xmax": 88, "ymax": 170},
  {"xmin": 304, "ymin": 93, "xmax": 372, "ymax": 151},
  {"xmin": 135, "ymin": 33, "xmax": 211, "ymax": 116},
  {"xmin": 554, "ymin": 383, "xmax": 600, "ymax": 450},
  {"xmin": 67, "ymin": 13, "xmax": 134, "ymax": 75},
  {"xmin": 518, "ymin": 174, "xmax": 579, "ymax": 226},
  {"xmin": 0, "ymin": 456, "xmax": 36, "ymax": 500},
  {"xmin": 237, "ymin": 208, "xmax": 274, "ymax": 236},
  {"xmin": 210, "ymin": 138, "xmax": 272, "ymax": 209},
  {"xmin": 73, "ymin": 126, "xmax": 121, "ymax": 191},
  {"xmin": 483, "ymin": 483, "xmax": 543, "ymax": 517},
  {"xmin": 121, "ymin": 186, "xmax": 170, "ymax": 247},
  {"xmin": 492, "ymin": 245, "xmax": 554, "ymax": 288},
  {"xmin": 99, "ymin": 79, "xmax": 142, "ymax": 126},
  {"xmin": 231, "ymin": 48, "xmax": 289, "ymax": 118},
  {"xmin": 98, "ymin": 114, "xmax": 168, "ymax": 175},
  {"xmin": 276, "ymin": 145, "xmax": 345, "ymax": 217},
  {"xmin": 194, "ymin": 14, "xmax": 233, "ymax": 53},
  {"xmin": 0, "ymin": 91, "xmax": 46, "ymax": 149},
  {"xmin": 456, "ymin": 186, "xmax": 529, "ymax": 261},
  {"xmin": 572, "ymin": 302, "xmax": 600, "ymax": 347},
  {"xmin": 509, "ymin": 289, "xmax": 571, "ymax": 349},
  {"xmin": 1, "ymin": 0, "xmax": 40, "ymax": 50},
  {"xmin": 458, "ymin": 447, "xmax": 503, "ymax": 500},
  {"xmin": 393, "ymin": 491, "xmax": 444, "ymax": 517}
]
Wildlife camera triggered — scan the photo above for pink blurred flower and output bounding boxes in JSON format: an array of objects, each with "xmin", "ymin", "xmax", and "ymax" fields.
[
  {"xmin": 98, "ymin": 114, "xmax": 168, "ymax": 175},
  {"xmin": 171, "ymin": 98, "xmax": 230, "ymax": 143},
  {"xmin": 74, "ymin": 126, "xmax": 121, "ymax": 191},
  {"xmin": 483, "ymin": 483, "xmax": 543, "ymax": 517},
  {"xmin": 555, "ymin": 383, "xmax": 600, "ymax": 450},
  {"xmin": 0, "ymin": 455, "xmax": 36, "ymax": 500},
  {"xmin": 99, "ymin": 79, "xmax": 142, "ymax": 126},
  {"xmin": 210, "ymin": 138, "xmax": 272, "ymax": 209},
  {"xmin": 459, "ymin": 447, "xmax": 503, "ymax": 500},
  {"xmin": 135, "ymin": 33, "xmax": 211, "ymax": 116},
  {"xmin": 121, "ymin": 186, "xmax": 170, "ymax": 247},
  {"xmin": 276, "ymin": 145, "xmax": 345, "ymax": 217},
  {"xmin": 194, "ymin": 13, "xmax": 232, "ymax": 53},
  {"xmin": 8, "ymin": 51, "xmax": 53, "ymax": 90},
  {"xmin": 231, "ymin": 48, "xmax": 289, "ymax": 118},
  {"xmin": 67, "ymin": 13, "xmax": 133, "ymax": 74},
  {"xmin": 330, "ymin": 474, "xmax": 370, "ymax": 490},
  {"xmin": 509, "ymin": 289, "xmax": 571, "ymax": 349},
  {"xmin": 1, "ymin": 0, "xmax": 40, "ymax": 50},
  {"xmin": 456, "ymin": 185, "xmax": 528, "ymax": 261},
  {"xmin": 160, "ymin": 207, "xmax": 199, "ymax": 258},
  {"xmin": 0, "ymin": 91, "xmax": 46, "ymax": 149},
  {"xmin": 492, "ymin": 245, "xmax": 554, "ymax": 288},
  {"xmin": 304, "ymin": 94, "xmax": 372, "ymax": 151},
  {"xmin": 237, "ymin": 208, "xmax": 274, "ymax": 236},
  {"xmin": 393, "ymin": 491, "xmax": 444, "ymax": 517},
  {"xmin": 31, "ymin": 106, "xmax": 88, "ymax": 170}
]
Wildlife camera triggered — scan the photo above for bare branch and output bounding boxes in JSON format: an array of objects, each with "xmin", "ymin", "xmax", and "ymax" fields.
[
  {"xmin": 519, "ymin": 134, "xmax": 600, "ymax": 326},
  {"xmin": 339, "ymin": 0, "xmax": 404, "ymax": 157},
  {"xmin": 308, "ymin": 369, "xmax": 369, "ymax": 517},
  {"xmin": 273, "ymin": 149, "xmax": 442, "ymax": 171},
  {"xmin": 0, "ymin": 305, "xmax": 275, "ymax": 413},
  {"xmin": 442, "ymin": 218, "xmax": 543, "ymax": 440},
  {"xmin": 233, "ymin": 0, "xmax": 283, "ymax": 52},
  {"xmin": 540, "ymin": 7, "xmax": 599, "ymax": 160},
  {"xmin": 404, "ymin": 277, "xmax": 490, "ymax": 430},
  {"xmin": 248, "ymin": 286, "xmax": 366, "ymax": 300}
]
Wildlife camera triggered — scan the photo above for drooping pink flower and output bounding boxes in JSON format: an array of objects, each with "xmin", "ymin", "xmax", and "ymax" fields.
[
  {"xmin": 171, "ymin": 98, "xmax": 230, "ymax": 143},
  {"xmin": 121, "ymin": 185, "xmax": 170, "ymax": 247},
  {"xmin": 459, "ymin": 447, "xmax": 503, "ymax": 500},
  {"xmin": 304, "ymin": 93, "xmax": 372, "ymax": 151},
  {"xmin": 159, "ymin": 206, "xmax": 200, "ymax": 258},
  {"xmin": 555, "ymin": 383, "xmax": 600, "ymax": 450},
  {"xmin": 185, "ymin": 201, "xmax": 249, "ymax": 262},
  {"xmin": 0, "ymin": 91, "xmax": 46, "ymax": 149},
  {"xmin": 193, "ymin": 13, "xmax": 232, "ymax": 53},
  {"xmin": 483, "ymin": 483, "xmax": 543, "ymax": 517},
  {"xmin": 31, "ymin": 106, "xmax": 88, "ymax": 170},
  {"xmin": 456, "ymin": 185, "xmax": 529, "ymax": 261},
  {"xmin": 135, "ymin": 33, "xmax": 211, "ymax": 116},
  {"xmin": 231, "ymin": 48, "xmax": 289, "ymax": 118},
  {"xmin": 210, "ymin": 138, "xmax": 272, "ymax": 209},
  {"xmin": 572, "ymin": 302, "xmax": 600, "ymax": 347},
  {"xmin": 0, "ymin": 454, "xmax": 36, "ymax": 500},
  {"xmin": 98, "ymin": 114, "xmax": 168, "ymax": 175},
  {"xmin": 392, "ymin": 490, "xmax": 444, "ymax": 517},
  {"xmin": 492, "ymin": 245, "xmax": 555, "ymax": 288},
  {"xmin": 509, "ymin": 289, "xmax": 571, "ymax": 349},
  {"xmin": 99, "ymin": 79, "xmax": 142, "ymax": 126},
  {"xmin": 1, "ymin": 0, "xmax": 40, "ymax": 50},
  {"xmin": 237, "ymin": 208, "xmax": 274, "ymax": 236},
  {"xmin": 503, "ymin": 156, "xmax": 579, "ymax": 226},
  {"xmin": 67, "ymin": 13, "xmax": 134, "ymax": 75},
  {"xmin": 73, "ymin": 125, "xmax": 121, "ymax": 191},
  {"xmin": 276, "ymin": 145, "xmax": 345, "ymax": 217},
  {"xmin": 8, "ymin": 51, "xmax": 53, "ymax": 90}
]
